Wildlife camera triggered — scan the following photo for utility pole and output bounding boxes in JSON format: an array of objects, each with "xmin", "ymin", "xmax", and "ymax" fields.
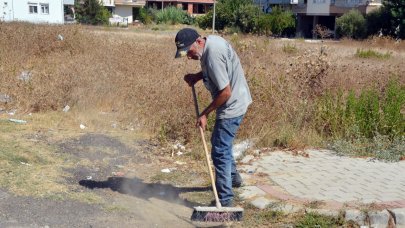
[{"xmin": 212, "ymin": 0, "xmax": 216, "ymax": 34}]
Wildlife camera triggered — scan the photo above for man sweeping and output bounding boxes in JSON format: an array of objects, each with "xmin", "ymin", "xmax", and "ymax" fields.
[{"xmin": 174, "ymin": 28, "xmax": 252, "ymax": 208}]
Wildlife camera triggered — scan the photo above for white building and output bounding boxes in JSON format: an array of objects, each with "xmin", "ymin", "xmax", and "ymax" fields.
[
  {"xmin": 0, "ymin": 0, "xmax": 74, "ymax": 24},
  {"xmin": 104, "ymin": 0, "xmax": 146, "ymax": 24}
]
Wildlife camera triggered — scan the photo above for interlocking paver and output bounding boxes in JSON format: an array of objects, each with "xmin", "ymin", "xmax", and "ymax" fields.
[{"xmin": 238, "ymin": 149, "xmax": 405, "ymax": 209}]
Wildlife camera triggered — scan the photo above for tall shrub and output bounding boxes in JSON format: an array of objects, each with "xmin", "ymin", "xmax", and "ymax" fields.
[
  {"xmin": 155, "ymin": 6, "xmax": 187, "ymax": 25},
  {"xmin": 234, "ymin": 4, "xmax": 261, "ymax": 33},
  {"xmin": 74, "ymin": 0, "xmax": 110, "ymax": 25},
  {"xmin": 196, "ymin": 0, "xmax": 261, "ymax": 32},
  {"xmin": 366, "ymin": 7, "xmax": 391, "ymax": 37},
  {"xmin": 255, "ymin": 7, "xmax": 296, "ymax": 36},
  {"xmin": 139, "ymin": 7, "xmax": 153, "ymax": 25},
  {"xmin": 267, "ymin": 7, "xmax": 296, "ymax": 36},
  {"xmin": 383, "ymin": 0, "xmax": 405, "ymax": 39},
  {"xmin": 336, "ymin": 9, "xmax": 366, "ymax": 39}
]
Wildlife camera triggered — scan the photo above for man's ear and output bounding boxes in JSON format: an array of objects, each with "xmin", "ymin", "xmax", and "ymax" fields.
[{"xmin": 196, "ymin": 37, "xmax": 204, "ymax": 46}]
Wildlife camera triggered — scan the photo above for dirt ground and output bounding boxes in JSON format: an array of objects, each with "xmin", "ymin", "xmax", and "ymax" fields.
[{"xmin": 0, "ymin": 133, "xmax": 208, "ymax": 228}]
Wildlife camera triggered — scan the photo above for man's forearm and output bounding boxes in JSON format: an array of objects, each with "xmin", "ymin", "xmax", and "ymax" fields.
[{"xmin": 201, "ymin": 85, "xmax": 231, "ymax": 117}]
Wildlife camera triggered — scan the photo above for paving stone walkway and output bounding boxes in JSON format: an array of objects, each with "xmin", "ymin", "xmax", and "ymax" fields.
[{"xmin": 236, "ymin": 149, "xmax": 405, "ymax": 227}]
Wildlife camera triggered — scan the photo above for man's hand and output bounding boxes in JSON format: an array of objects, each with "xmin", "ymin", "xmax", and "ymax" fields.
[
  {"xmin": 196, "ymin": 114, "xmax": 208, "ymax": 131},
  {"xmin": 184, "ymin": 72, "xmax": 203, "ymax": 87}
]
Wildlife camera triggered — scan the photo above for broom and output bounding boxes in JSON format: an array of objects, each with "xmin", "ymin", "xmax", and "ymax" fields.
[{"xmin": 190, "ymin": 85, "xmax": 243, "ymax": 223}]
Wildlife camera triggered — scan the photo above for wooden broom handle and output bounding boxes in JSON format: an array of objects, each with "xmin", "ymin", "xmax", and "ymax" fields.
[{"xmin": 192, "ymin": 85, "xmax": 222, "ymax": 208}]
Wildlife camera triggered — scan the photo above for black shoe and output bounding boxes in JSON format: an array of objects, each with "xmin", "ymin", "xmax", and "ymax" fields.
[
  {"xmin": 232, "ymin": 172, "xmax": 243, "ymax": 188},
  {"xmin": 210, "ymin": 200, "xmax": 233, "ymax": 207}
]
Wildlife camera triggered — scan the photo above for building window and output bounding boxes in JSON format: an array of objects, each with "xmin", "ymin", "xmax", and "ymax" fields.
[
  {"xmin": 40, "ymin": 4, "xmax": 49, "ymax": 14},
  {"xmin": 29, "ymin": 3, "xmax": 38, "ymax": 14},
  {"xmin": 313, "ymin": 0, "xmax": 326, "ymax": 3}
]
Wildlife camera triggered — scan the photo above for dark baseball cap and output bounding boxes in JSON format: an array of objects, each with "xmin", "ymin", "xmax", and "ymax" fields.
[{"xmin": 174, "ymin": 28, "xmax": 200, "ymax": 58}]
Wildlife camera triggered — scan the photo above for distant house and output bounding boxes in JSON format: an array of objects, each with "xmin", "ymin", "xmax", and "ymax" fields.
[
  {"xmin": 293, "ymin": 0, "xmax": 382, "ymax": 38},
  {"xmin": 0, "ymin": 0, "xmax": 213, "ymax": 25},
  {"xmin": 104, "ymin": 0, "xmax": 213, "ymax": 24},
  {"xmin": 146, "ymin": 0, "xmax": 214, "ymax": 16},
  {"xmin": 102, "ymin": 0, "xmax": 146, "ymax": 24},
  {"xmin": 253, "ymin": 0, "xmax": 382, "ymax": 38},
  {"xmin": 0, "ymin": 0, "xmax": 75, "ymax": 24}
]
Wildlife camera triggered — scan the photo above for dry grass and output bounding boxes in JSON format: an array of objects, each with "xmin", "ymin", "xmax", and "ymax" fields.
[
  {"xmin": 0, "ymin": 107, "xmax": 148, "ymax": 199},
  {"xmin": 1, "ymin": 22, "xmax": 404, "ymax": 150},
  {"xmin": 0, "ymin": 118, "xmax": 70, "ymax": 196}
]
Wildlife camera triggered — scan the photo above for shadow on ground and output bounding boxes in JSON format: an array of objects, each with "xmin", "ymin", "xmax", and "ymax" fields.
[{"xmin": 79, "ymin": 176, "xmax": 210, "ymax": 208}]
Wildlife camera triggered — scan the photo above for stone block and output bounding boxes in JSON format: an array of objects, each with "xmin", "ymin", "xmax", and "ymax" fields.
[
  {"xmin": 238, "ymin": 186, "xmax": 266, "ymax": 200},
  {"xmin": 278, "ymin": 204, "xmax": 303, "ymax": 214},
  {"xmin": 368, "ymin": 210, "xmax": 390, "ymax": 228},
  {"xmin": 392, "ymin": 208, "xmax": 405, "ymax": 226},
  {"xmin": 345, "ymin": 209, "xmax": 367, "ymax": 226},
  {"xmin": 249, "ymin": 197, "xmax": 277, "ymax": 209},
  {"xmin": 241, "ymin": 155, "xmax": 254, "ymax": 164},
  {"xmin": 239, "ymin": 165, "xmax": 257, "ymax": 174}
]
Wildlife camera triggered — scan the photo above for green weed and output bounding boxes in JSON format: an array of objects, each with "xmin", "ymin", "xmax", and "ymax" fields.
[
  {"xmin": 316, "ymin": 80, "xmax": 404, "ymax": 160},
  {"xmin": 154, "ymin": 6, "xmax": 187, "ymax": 25},
  {"xmin": 282, "ymin": 43, "xmax": 298, "ymax": 53},
  {"xmin": 243, "ymin": 204, "xmax": 285, "ymax": 226},
  {"xmin": 295, "ymin": 212, "xmax": 344, "ymax": 228},
  {"xmin": 316, "ymin": 80, "xmax": 404, "ymax": 139},
  {"xmin": 355, "ymin": 48, "xmax": 391, "ymax": 59}
]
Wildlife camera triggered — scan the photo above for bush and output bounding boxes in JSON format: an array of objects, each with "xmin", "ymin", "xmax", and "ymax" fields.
[
  {"xmin": 139, "ymin": 7, "xmax": 153, "ymax": 25},
  {"xmin": 196, "ymin": 12, "xmax": 213, "ymax": 30},
  {"xmin": 316, "ymin": 81, "xmax": 404, "ymax": 139},
  {"xmin": 316, "ymin": 80, "xmax": 405, "ymax": 160},
  {"xmin": 266, "ymin": 7, "xmax": 296, "ymax": 36},
  {"xmin": 255, "ymin": 7, "xmax": 296, "ymax": 36},
  {"xmin": 336, "ymin": 9, "xmax": 367, "ymax": 39},
  {"xmin": 233, "ymin": 4, "xmax": 262, "ymax": 33},
  {"xmin": 366, "ymin": 7, "xmax": 391, "ymax": 37},
  {"xmin": 255, "ymin": 14, "xmax": 272, "ymax": 36},
  {"xmin": 196, "ymin": 0, "xmax": 262, "ymax": 32},
  {"xmin": 155, "ymin": 6, "xmax": 187, "ymax": 25},
  {"xmin": 139, "ymin": 6, "xmax": 194, "ymax": 25},
  {"xmin": 74, "ymin": 0, "xmax": 111, "ymax": 25},
  {"xmin": 365, "ymin": 1, "xmax": 405, "ymax": 39},
  {"xmin": 383, "ymin": 0, "xmax": 405, "ymax": 39}
]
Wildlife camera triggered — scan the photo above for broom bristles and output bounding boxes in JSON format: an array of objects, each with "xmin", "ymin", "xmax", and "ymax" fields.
[{"xmin": 191, "ymin": 207, "xmax": 243, "ymax": 222}]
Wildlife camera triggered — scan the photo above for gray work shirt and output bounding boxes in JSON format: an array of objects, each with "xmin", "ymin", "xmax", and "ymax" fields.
[{"xmin": 200, "ymin": 35, "xmax": 252, "ymax": 119}]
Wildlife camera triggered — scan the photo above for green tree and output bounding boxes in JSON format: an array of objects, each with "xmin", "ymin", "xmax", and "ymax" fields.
[
  {"xmin": 366, "ymin": 7, "xmax": 391, "ymax": 37},
  {"xmin": 383, "ymin": 0, "xmax": 405, "ymax": 39},
  {"xmin": 139, "ymin": 7, "xmax": 153, "ymax": 25},
  {"xmin": 196, "ymin": 0, "xmax": 261, "ymax": 32},
  {"xmin": 255, "ymin": 7, "xmax": 296, "ymax": 36},
  {"xmin": 74, "ymin": 0, "xmax": 111, "ymax": 25},
  {"xmin": 234, "ymin": 4, "xmax": 262, "ymax": 33},
  {"xmin": 336, "ymin": 9, "xmax": 367, "ymax": 39}
]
